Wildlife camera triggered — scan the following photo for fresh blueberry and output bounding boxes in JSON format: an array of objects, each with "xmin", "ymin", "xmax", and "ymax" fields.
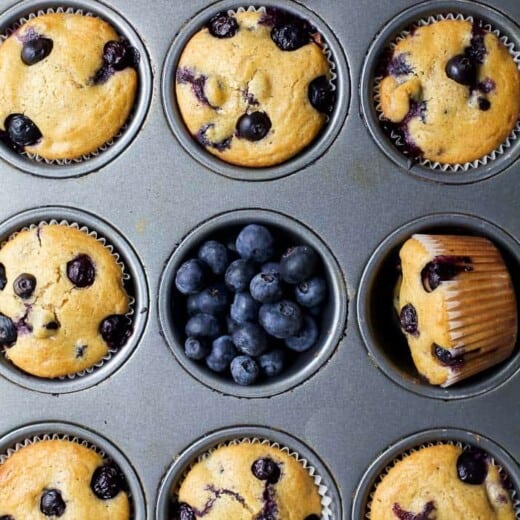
[
  {"xmin": 236, "ymin": 224, "xmax": 274, "ymax": 263},
  {"xmin": 457, "ymin": 448, "xmax": 488, "ymax": 485},
  {"xmin": 250, "ymin": 272, "xmax": 283, "ymax": 303},
  {"xmin": 230, "ymin": 355, "xmax": 260, "ymax": 385},
  {"xmin": 230, "ymin": 292, "xmax": 259, "ymax": 324},
  {"xmin": 185, "ymin": 313, "xmax": 222, "ymax": 338},
  {"xmin": 91, "ymin": 462, "xmax": 126, "ymax": 499},
  {"xmin": 421, "ymin": 255, "xmax": 472, "ymax": 292},
  {"xmin": 13, "ymin": 273, "xmax": 36, "ymax": 299},
  {"xmin": 258, "ymin": 349, "xmax": 285, "ymax": 377},
  {"xmin": 232, "ymin": 322, "xmax": 268, "ymax": 356},
  {"xmin": 308, "ymin": 76, "xmax": 335, "ymax": 115},
  {"xmin": 0, "ymin": 263, "xmax": 6, "ymax": 290},
  {"xmin": 184, "ymin": 336, "xmax": 210, "ymax": 360},
  {"xmin": 0, "ymin": 313, "xmax": 17, "ymax": 347},
  {"xmin": 478, "ymin": 97, "xmax": 491, "ymax": 111},
  {"xmin": 225, "ymin": 259, "xmax": 257, "ymax": 292},
  {"xmin": 175, "ymin": 259, "xmax": 208, "ymax": 295},
  {"xmin": 198, "ymin": 240, "xmax": 229, "ymax": 275},
  {"xmin": 280, "ymin": 246, "xmax": 318, "ymax": 284},
  {"xmin": 399, "ymin": 304, "xmax": 419, "ymax": 336},
  {"xmin": 284, "ymin": 315, "xmax": 318, "ymax": 352},
  {"xmin": 207, "ymin": 12, "xmax": 239, "ymax": 38},
  {"xmin": 251, "ymin": 457, "xmax": 281, "ymax": 483},
  {"xmin": 295, "ymin": 276, "xmax": 326, "ymax": 307},
  {"xmin": 67, "ymin": 254, "xmax": 95, "ymax": 288},
  {"xmin": 21, "ymin": 36, "xmax": 53, "ymax": 65},
  {"xmin": 445, "ymin": 54, "xmax": 476, "ymax": 86},
  {"xmin": 40, "ymin": 489, "xmax": 66, "ymax": 516},
  {"xmin": 99, "ymin": 315, "xmax": 132, "ymax": 349},
  {"xmin": 226, "ymin": 316, "xmax": 241, "ymax": 334},
  {"xmin": 433, "ymin": 344, "xmax": 464, "ymax": 367},
  {"xmin": 261, "ymin": 262, "xmax": 280, "ymax": 275},
  {"xmin": 192, "ymin": 283, "xmax": 230, "ymax": 315},
  {"xmin": 171, "ymin": 502, "xmax": 195, "ymax": 520},
  {"xmin": 308, "ymin": 304, "xmax": 322, "ymax": 317},
  {"xmin": 5, "ymin": 113, "xmax": 42, "ymax": 148},
  {"xmin": 236, "ymin": 112, "xmax": 272, "ymax": 141},
  {"xmin": 206, "ymin": 335, "xmax": 237, "ymax": 372},
  {"xmin": 186, "ymin": 293, "xmax": 201, "ymax": 316},
  {"xmin": 271, "ymin": 20, "xmax": 310, "ymax": 51},
  {"xmin": 259, "ymin": 300, "xmax": 303, "ymax": 339}
]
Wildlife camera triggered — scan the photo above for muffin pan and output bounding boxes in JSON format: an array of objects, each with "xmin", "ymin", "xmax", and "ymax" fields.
[{"xmin": 0, "ymin": 0, "xmax": 518, "ymax": 518}]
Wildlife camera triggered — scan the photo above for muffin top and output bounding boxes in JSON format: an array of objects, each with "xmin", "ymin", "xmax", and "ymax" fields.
[
  {"xmin": 175, "ymin": 8, "xmax": 334, "ymax": 168},
  {"xmin": 174, "ymin": 442, "xmax": 322, "ymax": 519},
  {"xmin": 370, "ymin": 444, "xmax": 515, "ymax": 520},
  {"xmin": 0, "ymin": 13, "xmax": 138, "ymax": 160},
  {"xmin": 0, "ymin": 224, "xmax": 132, "ymax": 378},
  {"xmin": 0, "ymin": 439, "xmax": 130, "ymax": 519},
  {"xmin": 378, "ymin": 19, "xmax": 520, "ymax": 164}
]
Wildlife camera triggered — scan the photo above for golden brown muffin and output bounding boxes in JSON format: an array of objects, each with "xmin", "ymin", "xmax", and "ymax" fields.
[
  {"xmin": 370, "ymin": 444, "xmax": 515, "ymax": 520},
  {"xmin": 0, "ymin": 439, "xmax": 130, "ymax": 518},
  {"xmin": 396, "ymin": 234, "xmax": 517, "ymax": 386},
  {"xmin": 378, "ymin": 19, "xmax": 520, "ymax": 164},
  {"xmin": 175, "ymin": 8, "xmax": 334, "ymax": 167},
  {"xmin": 174, "ymin": 443, "xmax": 322, "ymax": 519},
  {"xmin": 0, "ymin": 224, "xmax": 132, "ymax": 378},
  {"xmin": 0, "ymin": 13, "xmax": 138, "ymax": 160}
]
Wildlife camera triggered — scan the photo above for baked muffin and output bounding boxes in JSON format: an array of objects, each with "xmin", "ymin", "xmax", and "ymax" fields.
[
  {"xmin": 370, "ymin": 444, "xmax": 515, "ymax": 519},
  {"xmin": 0, "ymin": 13, "xmax": 138, "ymax": 160},
  {"xmin": 396, "ymin": 234, "xmax": 517, "ymax": 386},
  {"xmin": 175, "ymin": 8, "xmax": 334, "ymax": 167},
  {"xmin": 0, "ymin": 438, "xmax": 130, "ymax": 518},
  {"xmin": 378, "ymin": 18, "xmax": 520, "ymax": 164},
  {"xmin": 0, "ymin": 224, "xmax": 132, "ymax": 378},
  {"xmin": 172, "ymin": 443, "xmax": 322, "ymax": 519}
]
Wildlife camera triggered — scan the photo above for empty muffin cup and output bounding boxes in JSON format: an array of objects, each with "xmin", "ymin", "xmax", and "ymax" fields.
[
  {"xmin": 360, "ymin": 0, "xmax": 520, "ymax": 184},
  {"xmin": 357, "ymin": 213, "xmax": 520, "ymax": 400},
  {"xmin": 162, "ymin": 0, "xmax": 349, "ymax": 180},
  {"xmin": 158, "ymin": 209, "xmax": 347, "ymax": 398},
  {"xmin": 156, "ymin": 425, "xmax": 341, "ymax": 520},
  {"xmin": 0, "ymin": 206, "xmax": 149, "ymax": 394},
  {"xmin": 0, "ymin": 0, "xmax": 152, "ymax": 178}
]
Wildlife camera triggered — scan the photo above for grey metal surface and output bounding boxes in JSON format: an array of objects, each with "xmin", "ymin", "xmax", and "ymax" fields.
[{"xmin": 0, "ymin": 0, "xmax": 518, "ymax": 518}]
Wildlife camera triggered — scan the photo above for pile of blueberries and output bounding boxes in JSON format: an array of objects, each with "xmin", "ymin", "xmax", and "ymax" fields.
[{"xmin": 174, "ymin": 223, "xmax": 328, "ymax": 386}]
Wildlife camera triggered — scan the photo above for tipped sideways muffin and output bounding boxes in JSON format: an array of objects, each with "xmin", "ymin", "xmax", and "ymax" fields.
[
  {"xmin": 370, "ymin": 444, "xmax": 515, "ymax": 520},
  {"xmin": 175, "ymin": 8, "xmax": 334, "ymax": 167},
  {"xmin": 0, "ymin": 13, "xmax": 139, "ymax": 160},
  {"xmin": 378, "ymin": 18, "xmax": 520, "ymax": 164},
  {"xmin": 0, "ymin": 439, "xmax": 130, "ymax": 518},
  {"xmin": 396, "ymin": 234, "xmax": 517, "ymax": 386},
  {"xmin": 0, "ymin": 224, "xmax": 132, "ymax": 378},
  {"xmin": 172, "ymin": 443, "xmax": 322, "ymax": 519}
]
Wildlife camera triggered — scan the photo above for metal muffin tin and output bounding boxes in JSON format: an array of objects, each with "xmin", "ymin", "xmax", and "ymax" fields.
[{"xmin": 0, "ymin": 0, "xmax": 518, "ymax": 518}]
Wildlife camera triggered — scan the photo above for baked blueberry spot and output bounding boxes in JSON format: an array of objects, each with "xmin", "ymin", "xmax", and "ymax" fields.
[
  {"xmin": 421, "ymin": 255, "xmax": 473, "ymax": 292},
  {"xmin": 0, "ymin": 313, "xmax": 17, "ymax": 347},
  {"xmin": 399, "ymin": 304, "xmax": 419, "ymax": 336},
  {"xmin": 13, "ymin": 273, "xmax": 36, "ymax": 299},
  {"xmin": 467, "ymin": 20, "xmax": 487, "ymax": 65},
  {"xmin": 478, "ymin": 78, "xmax": 495, "ymax": 94},
  {"xmin": 387, "ymin": 53, "xmax": 414, "ymax": 76},
  {"xmin": 478, "ymin": 97, "xmax": 491, "ymax": 111},
  {"xmin": 75, "ymin": 343, "xmax": 87, "ymax": 358},
  {"xmin": 21, "ymin": 36, "xmax": 53, "ymax": 65},
  {"xmin": 45, "ymin": 320, "xmax": 59, "ymax": 330},
  {"xmin": 392, "ymin": 501, "xmax": 435, "ymax": 520},
  {"xmin": 252, "ymin": 457, "xmax": 281, "ymax": 484},
  {"xmin": 236, "ymin": 112, "xmax": 272, "ymax": 141},
  {"xmin": 457, "ymin": 448, "xmax": 488, "ymax": 485},
  {"xmin": 177, "ymin": 68, "xmax": 217, "ymax": 109},
  {"xmin": 67, "ymin": 254, "xmax": 95, "ymax": 288},
  {"xmin": 93, "ymin": 39, "xmax": 139, "ymax": 84},
  {"xmin": 445, "ymin": 54, "xmax": 476, "ymax": 86},
  {"xmin": 0, "ymin": 263, "xmax": 6, "ymax": 290},
  {"xmin": 91, "ymin": 461, "xmax": 126, "ymax": 499},
  {"xmin": 308, "ymin": 76, "xmax": 335, "ymax": 115},
  {"xmin": 99, "ymin": 314, "xmax": 132, "ymax": 349},
  {"xmin": 432, "ymin": 344, "xmax": 464, "ymax": 368},
  {"xmin": 3, "ymin": 113, "xmax": 42, "ymax": 151},
  {"xmin": 171, "ymin": 501, "xmax": 195, "ymax": 520},
  {"xmin": 271, "ymin": 19, "xmax": 311, "ymax": 51},
  {"xmin": 305, "ymin": 516, "xmax": 321, "ymax": 520},
  {"xmin": 207, "ymin": 12, "xmax": 239, "ymax": 38},
  {"xmin": 40, "ymin": 488, "xmax": 66, "ymax": 517},
  {"xmin": 188, "ymin": 486, "xmax": 248, "ymax": 516},
  {"xmin": 196, "ymin": 124, "xmax": 232, "ymax": 151},
  {"xmin": 243, "ymin": 87, "xmax": 259, "ymax": 106},
  {"xmin": 255, "ymin": 481, "xmax": 278, "ymax": 520},
  {"xmin": 0, "ymin": 516, "xmax": 15, "ymax": 520},
  {"xmin": 14, "ymin": 307, "xmax": 32, "ymax": 336},
  {"xmin": 259, "ymin": 7, "xmax": 287, "ymax": 27}
]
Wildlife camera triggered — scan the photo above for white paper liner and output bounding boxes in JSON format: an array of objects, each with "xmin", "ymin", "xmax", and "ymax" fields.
[
  {"xmin": 0, "ymin": 219, "xmax": 135, "ymax": 381},
  {"xmin": 365, "ymin": 440, "xmax": 520, "ymax": 519},
  {"xmin": 172, "ymin": 436, "xmax": 334, "ymax": 519},
  {"xmin": 0, "ymin": 6, "xmax": 134, "ymax": 165},
  {"xmin": 373, "ymin": 13, "xmax": 520, "ymax": 172}
]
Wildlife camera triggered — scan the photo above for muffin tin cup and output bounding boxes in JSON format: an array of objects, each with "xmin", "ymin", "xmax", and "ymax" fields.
[
  {"xmin": 0, "ymin": 206, "xmax": 149, "ymax": 394},
  {"xmin": 352, "ymin": 428, "xmax": 520, "ymax": 520},
  {"xmin": 161, "ymin": 0, "xmax": 350, "ymax": 181},
  {"xmin": 158, "ymin": 208, "xmax": 348, "ymax": 398},
  {"xmin": 360, "ymin": 0, "xmax": 520, "ymax": 184},
  {"xmin": 0, "ymin": 0, "xmax": 153, "ymax": 179},
  {"xmin": 357, "ymin": 212, "xmax": 520, "ymax": 400},
  {"xmin": 0, "ymin": 420, "xmax": 146, "ymax": 519},
  {"xmin": 156, "ymin": 425, "xmax": 342, "ymax": 520}
]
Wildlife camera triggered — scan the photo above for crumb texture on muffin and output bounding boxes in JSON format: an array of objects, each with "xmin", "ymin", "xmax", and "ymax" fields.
[{"xmin": 378, "ymin": 19, "xmax": 520, "ymax": 164}]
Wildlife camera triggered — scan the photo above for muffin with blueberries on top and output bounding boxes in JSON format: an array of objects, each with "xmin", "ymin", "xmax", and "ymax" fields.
[{"xmin": 175, "ymin": 7, "xmax": 335, "ymax": 167}]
